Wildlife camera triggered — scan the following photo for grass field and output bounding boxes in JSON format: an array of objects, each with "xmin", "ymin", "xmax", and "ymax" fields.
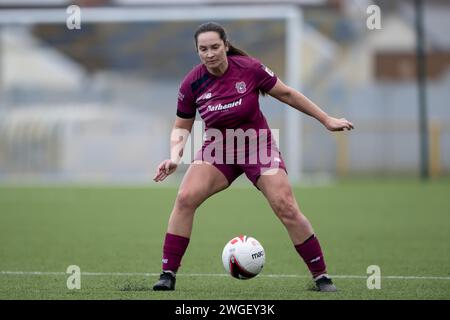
[{"xmin": 0, "ymin": 178, "xmax": 449, "ymax": 300}]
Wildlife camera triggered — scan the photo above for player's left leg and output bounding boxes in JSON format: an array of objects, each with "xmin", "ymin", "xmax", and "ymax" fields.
[{"xmin": 255, "ymin": 169, "xmax": 336, "ymax": 292}]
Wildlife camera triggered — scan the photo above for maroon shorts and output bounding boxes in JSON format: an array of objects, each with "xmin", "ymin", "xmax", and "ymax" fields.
[{"xmin": 194, "ymin": 144, "xmax": 287, "ymax": 187}]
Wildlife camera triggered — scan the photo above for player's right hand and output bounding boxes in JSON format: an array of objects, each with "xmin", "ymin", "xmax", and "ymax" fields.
[{"xmin": 153, "ymin": 159, "xmax": 178, "ymax": 182}]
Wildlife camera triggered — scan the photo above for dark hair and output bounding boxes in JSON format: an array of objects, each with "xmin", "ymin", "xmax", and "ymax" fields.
[
  {"xmin": 194, "ymin": 22, "xmax": 267, "ymax": 96},
  {"xmin": 194, "ymin": 22, "xmax": 249, "ymax": 57}
]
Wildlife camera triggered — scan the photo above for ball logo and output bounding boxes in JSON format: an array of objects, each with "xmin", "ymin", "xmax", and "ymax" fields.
[
  {"xmin": 235, "ymin": 81, "xmax": 246, "ymax": 94},
  {"xmin": 251, "ymin": 251, "xmax": 264, "ymax": 260}
]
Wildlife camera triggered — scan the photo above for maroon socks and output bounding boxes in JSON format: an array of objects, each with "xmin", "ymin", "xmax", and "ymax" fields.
[
  {"xmin": 162, "ymin": 232, "xmax": 190, "ymax": 273},
  {"xmin": 295, "ymin": 234, "xmax": 327, "ymax": 278},
  {"xmin": 161, "ymin": 232, "xmax": 326, "ymax": 278}
]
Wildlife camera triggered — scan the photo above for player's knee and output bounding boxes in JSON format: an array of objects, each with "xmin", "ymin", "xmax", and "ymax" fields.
[{"xmin": 175, "ymin": 189, "xmax": 201, "ymax": 211}]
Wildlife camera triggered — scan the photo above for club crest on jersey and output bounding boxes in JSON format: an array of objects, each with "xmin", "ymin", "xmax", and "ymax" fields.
[{"xmin": 235, "ymin": 81, "xmax": 247, "ymax": 94}]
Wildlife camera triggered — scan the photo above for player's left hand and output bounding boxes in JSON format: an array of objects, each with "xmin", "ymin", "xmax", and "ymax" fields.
[{"xmin": 324, "ymin": 116, "xmax": 354, "ymax": 132}]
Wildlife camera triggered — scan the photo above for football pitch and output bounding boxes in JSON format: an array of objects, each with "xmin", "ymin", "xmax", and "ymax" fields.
[{"xmin": 0, "ymin": 178, "xmax": 449, "ymax": 300}]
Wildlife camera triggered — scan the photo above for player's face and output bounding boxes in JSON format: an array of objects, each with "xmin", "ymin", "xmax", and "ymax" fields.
[{"xmin": 197, "ymin": 31, "xmax": 229, "ymax": 71}]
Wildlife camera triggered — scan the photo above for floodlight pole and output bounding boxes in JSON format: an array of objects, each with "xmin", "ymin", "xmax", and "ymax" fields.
[
  {"xmin": 0, "ymin": 25, "xmax": 3, "ymax": 111},
  {"xmin": 415, "ymin": 0, "xmax": 429, "ymax": 180}
]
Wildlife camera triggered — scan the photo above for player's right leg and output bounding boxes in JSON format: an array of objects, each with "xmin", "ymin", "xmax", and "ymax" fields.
[{"xmin": 153, "ymin": 162, "xmax": 229, "ymax": 291}]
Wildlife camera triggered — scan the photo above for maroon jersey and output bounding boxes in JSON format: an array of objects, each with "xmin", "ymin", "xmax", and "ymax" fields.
[
  {"xmin": 176, "ymin": 55, "xmax": 285, "ymax": 185},
  {"xmin": 177, "ymin": 55, "xmax": 277, "ymax": 132}
]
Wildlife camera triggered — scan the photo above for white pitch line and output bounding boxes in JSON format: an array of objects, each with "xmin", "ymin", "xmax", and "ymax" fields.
[{"xmin": 1, "ymin": 271, "xmax": 450, "ymax": 280}]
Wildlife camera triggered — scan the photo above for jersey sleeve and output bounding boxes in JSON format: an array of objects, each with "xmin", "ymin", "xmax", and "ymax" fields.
[
  {"xmin": 252, "ymin": 59, "xmax": 278, "ymax": 93},
  {"xmin": 176, "ymin": 76, "xmax": 196, "ymax": 119}
]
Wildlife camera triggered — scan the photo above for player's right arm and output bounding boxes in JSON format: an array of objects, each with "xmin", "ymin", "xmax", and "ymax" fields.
[
  {"xmin": 153, "ymin": 116, "xmax": 194, "ymax": 182},
  {"xmin": 154, "ymin": 70, "xmax": 198, "ymax": 182}
]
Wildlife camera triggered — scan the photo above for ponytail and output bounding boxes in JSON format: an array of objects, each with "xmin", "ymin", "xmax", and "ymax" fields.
[{"xmin": 226, "ymin": 44, "xmax": 249, "ymax": 57}]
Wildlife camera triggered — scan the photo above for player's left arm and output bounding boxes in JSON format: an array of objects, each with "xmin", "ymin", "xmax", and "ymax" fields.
[{"xmin": 267, "ymin": 78, "xmax": 354, "ymax": 132}]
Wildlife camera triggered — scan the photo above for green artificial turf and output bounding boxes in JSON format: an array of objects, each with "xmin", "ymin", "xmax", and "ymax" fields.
[{"xmin": 0, "ymin": 178, "xmax": 449, "ymax": 299}]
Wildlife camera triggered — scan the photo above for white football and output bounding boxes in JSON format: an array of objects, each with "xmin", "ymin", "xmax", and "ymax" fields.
[{"xmin": 222, "ymin": 235, "xmax": 265, "ymax": 280}]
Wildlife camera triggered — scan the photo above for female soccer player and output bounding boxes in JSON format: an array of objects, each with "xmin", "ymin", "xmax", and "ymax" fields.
[{"xmin": 152, "ymin": 22, "xmax": 354, "ymax": 292}]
